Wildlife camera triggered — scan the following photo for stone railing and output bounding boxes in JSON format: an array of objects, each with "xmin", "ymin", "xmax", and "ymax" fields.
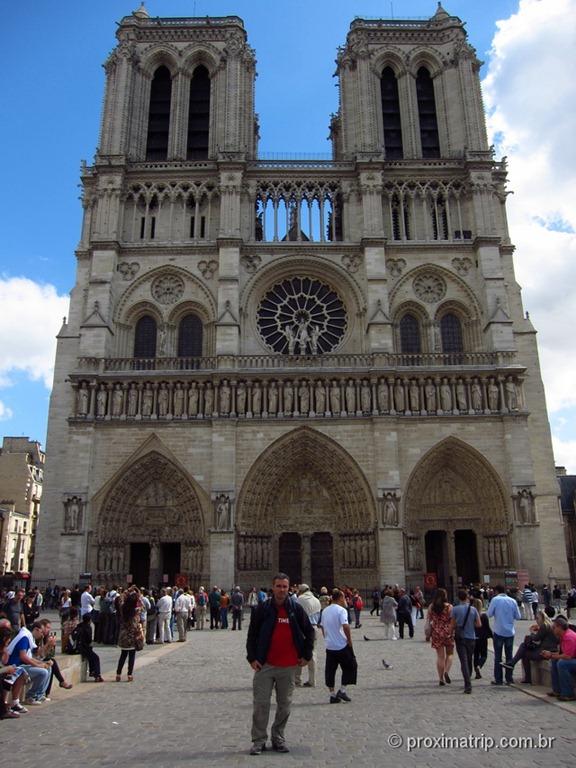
[
  {"xmin": 76, "ymin": 350, "xmax": 517, "ymax": 374},
  {"xmin": 70, "ymin": 371, "xmax": 525, "ymax": 423}
]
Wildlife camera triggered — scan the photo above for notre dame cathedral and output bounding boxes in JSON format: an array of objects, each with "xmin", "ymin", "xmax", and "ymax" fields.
[{"xmin": 33, "ymin": 4, "xmax": 569, "ymax": 593}]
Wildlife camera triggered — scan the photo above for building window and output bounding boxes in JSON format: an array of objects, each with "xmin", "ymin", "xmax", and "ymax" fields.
[
  {"xmin": 187, "ymin": 65, "xmax": 210, "ymax": 160},
  {"xmin": 399, "ymin": 314, "xmax": 421, "ymax": 354},
  {"xmin": 177, "ymin": 314, "xmax": 203, "ymax": 357},
  {"xmin": 381, "ymin": 67, "xmax": 403, "ymax": 159},
  {"xmin": 146, "ymin": 66, "xmax": 172, "ymax": 161},
  {"xmin": 440, "ymin": 313, "xmax": 464, "ymax": 354},
  {"xmin": 134, "ymin": 315, "xmax": 157, "ymax": 358},
  {"xmin": 416, "ymin": 67, "xmax": 440, "ymax": 158}
]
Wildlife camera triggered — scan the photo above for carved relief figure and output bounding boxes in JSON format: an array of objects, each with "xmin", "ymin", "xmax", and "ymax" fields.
[
  {"xmin": 394, "ymin": 379, "xmax": 405, "ymax": 412},
  {"xmin": 471, "ymin": 379, "xmax": 482, "ymax": 411},
  {"xmin": 77, "ymin": 384, "xmax": 89, "ymax": 417},
  {"xmin": 173, "ymin": 383, "xmax": 184, "ymax": 417},
  {"xmin": 296, "ymin": 319, "xmax": 310, "ymax": 355},
  {"xmin": 377, "ymin": 379, "xmax": 389, "ymax": 412},
  {"xmin": 284, "ymin": 381, "xmax": 294, "ymax": 414},
  {"xmin": 127, "ymin": 384, "xmax": 138, "ymax": 417},
  {"xmin": 488, "ymin": 379, "xmax": 499, "ymax": 411},
  {"xmin": 188, "ymin": 382, "xmax": 199, "ymax": 416},
  {"xmin": 315, "ymin": 381, "xmax": 326, "ymax": 414},
  {"xmin": 516, "ymin": 489, "xmax": 534, "ymax": 524},
  {"xmin": 425, "ymin": 379, "xmax": 436, "ymax": 412},
  {"xmin": 361, "ymin": 381, "xmax": 371, "ymax": 413},
  {"xmin": 111, "ymin": 384, "xmax": 123, "ymax": 417},
  {"xmin": 220, "ymin": 380, "xmax": 231, "ymax": 415},
  {"xmin": 299, "ymin": 380, "xmax": 310, "ymax": 414},
  {"xmin": 345, "ymin": 379, "xmax": 355, "ymax": 413},
  {"xmin": 406, "ymin": 536, "xmax": 421, "ymax": 570},
  {"xmin": 505, "ymin": 377, "xmax": 518, "ymax": 410},
  {"xmin": 142, "ymin": 383, "xmax": 153, "ymax": 417},
  {"xmin": 65, "ymin": 497, "xmax": 83, "ymax": 532},
  {"xmin": 96, "ymin": 386, "xmax": 107, "ymax": 418},
  {"xmin": 237, "ymin": 382, "xmax": 247, "ymax": 415},
  {"xmin": 252, "ymin": 382, "xmax": 262, "ymax": 416},
  {"xmin": 268, "ymin": 381, "xmax": 278, "ymax": 415},
  {"xmin": 409, "ymin": 380, "xmax": 419, "ymax": 412},
  {"xmin": 204, "ymin": 383, "xmax": 214, "ymax": 416},
  {"xmin": 456, "ymin": 379, "xmax": 467, "ymax": 411},
  {"xmin": 158, "ymin": 384, "xmax": 169, "ymax": 417},
  {"xmin": 215, "ymin": 494, "xmax": 232, "ymax": 530},
  {"xmin": 440, "ymin": 378, "xmax": 452, "ymax": 412},
  {"xmin": 381, "ymin": 494, "xmax": 399, "ymax": 527},
  {"xmin": 284, "ymin": 325, "xmax": 296, "ymax": 355},
  {"xmin": 310, "ymin": 324, "xmax": 321, "ymax": 355},
  {"xmin": 330, "ymin": 380, "xmax": 341, "ymax": 414},
  {"xmin": 157, "ymin": 324, "xmax": 167, "ymax": 357}
]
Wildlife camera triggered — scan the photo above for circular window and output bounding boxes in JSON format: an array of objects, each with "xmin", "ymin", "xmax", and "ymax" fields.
[{"xmin": 257, "ymin": 276, "xmax": 347, "ymax": 354}]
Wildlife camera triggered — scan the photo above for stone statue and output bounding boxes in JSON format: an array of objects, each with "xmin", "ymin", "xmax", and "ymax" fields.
[
  {"xmin": 382, "ymin": 495, "xmax": 398, "ymax": 527},
  {"xmin": 157, "ymin": 324, "xmax": 167, "ymax": 357},
  {"xmin": 252, "ymin": 382, "xmax": 262, "ymax": 416},
  {"xmin": 315, "ymin": 381, "xmax": 326, "ymax": 414},
  {"xmin": 237, "ymin": 382, "xmax": 247, "ymax": 415},
  {"xmin": 220, "ymin": 380, "xmax": 231, "ymax": 415},
  {"xmin": 377, "ymin": 379, "xmax": 389, "ymax": 412},
  {"xmin": 471, "ymin": 379, "xmax": 482, "ymax": 411},
  {"xmin": 296, "ymin": 319, "xmax": 310, "ymax": 355},
  {"xmin": 158, "ymin": 385, "xmax": 169, "ymax": 417},
  {"xmin": 456, "ymin": 379, "xmax": 467, "ymax": 411},
  {"xmin": 409, "ymin": 380, "xmax": 419, "ymax": 412},
  {"xmin": 127, "ymin": 385, "xmax": 138, "ymax": 417},
  {"xmin": 65, "ymin": 497, "xmax": 82, "ymax": 532},
  {"xmin": 517, "ymin": 489, "xmax": 534, "ymax": 524},
  {"xmin": 216, "ymin": 494, "xmax": 231, "ymax": 530},
  {"xmin": 284, "ymin": 325, "xmax": 296, "ymax": 355},
  {"xmin": 488, "ymin": 379, "xmax": 499, "ymax": 411},
  {"xmin": 440, "ymin": 378, "xmax": 452, "ymax": 412},
  {"xmin": 188, "ymin": 382, "xmax": 199, "ymax": 417},
  {"xmin": 425, "ymin": 379, "xmax": 436, "ymax": 412},
  {"xmin": 505, "ymin": 377, "xmax": 518, "ymax": 410},
  {"xmin": 173, "ymin": 383, "xmax": 184, "ymax": 417},
  {"xmin": 330, "ymin": 380, "xmax": 341, "ymax": 414},
  {"xmin": 407, "ymin": 537, "xmax": 420, "ymax": 570},
  {"xmin": 284, "ymin": 381, "xmax": 294, "ymax": 414},
  {"xmin": 142, "ymin": 383, "xmax": 153, "ymax": 417},
  {"xmin": 111, "ymin": 384, "xmax": 123, "ymax": 417},
  {"xmin": 268, "ymin": 381, "xmax": 278, "ymax": 414},
  {"xmin": 345, "ymin": 379, "xmax": 355, "ymax": 413},
  {"xmin": 96, "ymin": 386, "xmax": 107, "ymax": 418},
  {"xmin": 204, "ymin": 383, "xmax": 214, "ymax": 416},
  {"xmin": 394, "ymin": 379, "xmax": 405, "ymax": 412},
  {"xmin": 361, "ymin": 381, "xmax": 371, "ymax": 413},
  {"xmin": 310, "ymin": 324, "xmax": 321, "ymax": 355},
  {"xmin": 299, "ymin": 381, "xmax": 310, "ymax": 414},
  {"xmin": 77, "ymin": 384, "xmax": 89, "ymax": 417}
]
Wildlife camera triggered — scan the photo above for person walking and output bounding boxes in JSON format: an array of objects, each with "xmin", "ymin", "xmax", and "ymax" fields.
[
  {"xmin": 295, "ymin": 584, "xmax": 321, "ymax": 688},
  {"xmin": 379, "ymin": 589, "xmax": 398, "ymax": 640},
  {"xmin": 196, "ymin": 587, "xmax": 208, "ymax": 630},
  {"xmin": 452, "ymin": 589, "xmax": 481, "ymax": 694},
  {"xmin": 487, "ymin": 584, "xmax": 521, "ymax": 686},
  {"xmin": 471, "ymin": 597, "xmax": 492, "ymax": 679},
  {"xmin": 321, "ymin": 589, "xmax": 358, "ymax": 704},
  {"xmin": 116, "ymin": 589, "xmax": 144, "ymax": 682},
  {"xmin": 246, "ymin": 573, "xmax": 314, "ymax": 756},
  {"xmin": 351, "ymin": 589, "xmax": 363, "ymax": 629},
  {"xmin": 427, "ymin": 588, "xmax": 454, "ymax": 686},
  {"xmin": 231, "ymin": 586, "xmax": 245, "ymax": 630},
  {"xmin": 370, "ymin": 587, "xmax": 381, "ymax": 617},
  {"xmin": 397, "ymin": 588, "xmax": 414, "ymax": 639}
]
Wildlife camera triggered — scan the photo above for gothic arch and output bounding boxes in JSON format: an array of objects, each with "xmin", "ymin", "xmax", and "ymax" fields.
[
  {"xmin": 404, "ymin": 437, "xmax": 510, "ymax": 535},
  {"xmin": 181, "ymin": 44, "xmax": 222, "ymax": 77},
  {"xmin": 140, "ymin": 45, "xmax": 180, "ymax": 78},
  {"xmin": 407, "ymin": 47, "xmax": 446, "ymax": 79},
  {"xmin": 370, "ymin": 48, "xmax": 408, "ymax": 78},
  {"xmin": 237, "ymin": 427, "xmax": 376, "ymax": 535}
]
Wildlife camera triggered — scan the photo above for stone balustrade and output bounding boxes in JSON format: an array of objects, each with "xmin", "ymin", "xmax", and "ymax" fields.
[{"xmin": 71, "ymin": 371, "xmax": 525, "ymax": 422}]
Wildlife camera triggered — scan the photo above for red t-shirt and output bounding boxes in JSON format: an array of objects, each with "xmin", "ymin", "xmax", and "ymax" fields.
[
  {"xmin": 561, "ymin": 628, "xmax": 576, "ymax": 658},
  {"xmin": 266, "ymin": 604, "xmax": 299, "ymax": 667}
]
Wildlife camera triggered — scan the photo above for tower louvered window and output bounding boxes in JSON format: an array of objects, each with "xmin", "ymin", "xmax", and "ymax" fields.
[
  {"xmin": 416, "ymin": 67, "xmax": 440, "ymax": 158},
  {"xmin": 381, "ymin": 67, "xmax": 403, "ymax": 159},
  {"xmin": 187, "ymin": 66, "xmax": 210, "ymax": 160},
  {"xmin": 146, "ymin": 66, "xmax": 172, "ymax": 161}
]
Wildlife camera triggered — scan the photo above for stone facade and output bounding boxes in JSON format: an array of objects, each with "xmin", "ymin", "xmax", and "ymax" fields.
[
  {"xmin": 0, "ymin": 437, "xmax": 44, "ymax": 577},
  {"xmin": 33, "ymin": 5, "xmax": 570, "ymax": 593}
]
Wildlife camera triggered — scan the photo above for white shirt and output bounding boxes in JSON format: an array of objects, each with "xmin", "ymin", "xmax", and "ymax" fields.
[
  {"xmin": 80, "ymin": 590, "xmax": 95, "ymax": 617},
  {"xmin": 175, "ymin": 593, "xmax": 192, "ymax": 614},
  {"xmin": 157, "ymin": 594, "xmax": 172, "ymax": 614},
  {"xmin": 321, "ymin": 603, "xmax": 349, "ymax": 651}
]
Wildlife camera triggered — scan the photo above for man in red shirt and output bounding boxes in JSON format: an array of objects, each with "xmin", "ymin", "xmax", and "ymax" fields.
[
  {"xmin": 246, "ymin": 573, "xmax": 314, "ymax": 755},
  {"xmin": 541, "ymin": 615, "xmax": 576, "ymax": 701}
]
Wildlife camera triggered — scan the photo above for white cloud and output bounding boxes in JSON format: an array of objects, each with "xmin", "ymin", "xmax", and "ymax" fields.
[
  {"xmin": 482, "ymin": 0, "xmax": 576, "ymax": 468},
  {"xmin": 0, "ymin": 400, "xmax": 13, "ymax": 422},
  {"xmin": 0, "ymin": 277, "xmax": 69, "ymax": 390}
]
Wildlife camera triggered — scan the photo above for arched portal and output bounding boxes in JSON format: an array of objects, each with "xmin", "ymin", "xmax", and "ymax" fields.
[
  {"xmin": 93, "ymin": 451, "xmax": 206, "ymax": 587},
  {"xmin": 404, "ymin": 438, "xmax": 511, "ymax": 594},
  {"xmin": 236, "ymin": 428, "xmax": 377, "ymax": 590}
]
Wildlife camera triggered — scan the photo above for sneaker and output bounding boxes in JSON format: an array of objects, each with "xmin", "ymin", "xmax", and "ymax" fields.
[
  {"xmin": 272, "ymin": 743, "xmax": 290, "ymax": 753},
  {"xmin": 249, "ymin": 743, "xmax": 266, "ymax": 755},
  {"xmin": 475, "ymin": 668, "xmax": 482, "ymax": 679},
  {"xmin": 24, "ymin": 699, "xmax": 43, "ymax": 706},
  {"xmin": 329, "ymin": 695, "xmax": 342, "ymax": 703},
  {"xmin": 303, "ymin": 681, "xmax": 314, "ymax": 688},
  {"xmin": 337, "ymin": 690, "xmax": 352, "ymax": 702},
  {"xmin": 11, "ymin": 703, "xmax": 28, "ymax": 714},
  {"xmin": 558, "ymin": 695, "xmax": 576, "ymax": 702}
]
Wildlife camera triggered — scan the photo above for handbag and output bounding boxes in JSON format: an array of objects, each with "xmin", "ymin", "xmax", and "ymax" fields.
[{"xmin": 454, "ymin": 604, "xmax": 472, "ymax": 641}]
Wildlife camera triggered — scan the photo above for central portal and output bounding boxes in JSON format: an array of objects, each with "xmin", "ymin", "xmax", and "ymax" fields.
[{"xmin": 279, "ymin": 533, "xmax": 302, "ymax": 584}]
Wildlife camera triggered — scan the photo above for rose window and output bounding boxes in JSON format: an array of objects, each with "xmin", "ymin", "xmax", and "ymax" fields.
[
  {"xmin": 257, "ymin": 276, "xmax": 347, "ymax": 354},
  {"xmin": 413, "ymin": 273, "xmax": 446, "ymax": 303}
]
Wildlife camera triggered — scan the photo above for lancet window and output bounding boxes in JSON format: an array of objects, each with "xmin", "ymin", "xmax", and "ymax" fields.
[
  {"xmin": 399, "ymin": 314, "xmax": 422, "ymax": 354},
  {"xmin": 146, "ymin": 66, "xmax": 172, "ymax": 161},
  {"xmin": 254, "ymin": 182, "xmax": 343, "ymax": 243},
  {"xmin": 187, "ymin": 65, "xmax": 210, "ymax": 160},
  {"xmin": 134, "ymin": 315, "xmax": 157, "ymax": 358},
  {"xmin": 416, "ymin": 67, "xmax": 440, "ymax": 158},
  {"xmin": 440, "ymin": 313, "xmax": 464, "ymax": 354},
  {"xmin": 178, "ymin": 314, "xmax": 203, "ymax": 358},
  {"xmin": 381, "ymin": 67, "xmax": 403, "ymax": 159}
]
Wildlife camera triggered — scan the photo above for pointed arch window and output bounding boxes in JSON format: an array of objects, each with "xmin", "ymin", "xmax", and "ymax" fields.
[
  {"xmin": 146, "ymin": 66, "xmax": 172, "ymax": 161},
  {"xmin": 178, "ymin": 313, "xmax": 203, "ymax": 357},
  {"xmin": 400, "ymin": 313, "xmax": 421, "ymax": 354},
  {"xmin": 416, "ymin": 67, "xmax": 440, "ymax": 158},
  {"xmin": 187, "ymin": 65, "xmax": 210, "ymax": 160},
  {"xmin": 381, "ymin": 67, "xmax": 403, "ymax": 159},
  {"xmin": 134, "ymin": 315, "xmax": 157, "ymax": 358},
  {"xmin": 440, "ymin": 313, "xmax": 463, "ymax": 354}
]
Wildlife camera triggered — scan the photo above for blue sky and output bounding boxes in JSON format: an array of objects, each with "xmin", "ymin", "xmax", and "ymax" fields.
[{"xmin": 1, "ymin": 0, "xmax": 575, "ymax": 470}]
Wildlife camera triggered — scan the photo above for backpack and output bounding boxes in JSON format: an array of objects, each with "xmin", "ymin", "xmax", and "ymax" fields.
[{"xmin": 197, "ymin": 593, "xmax": 207, "ymax": 607}]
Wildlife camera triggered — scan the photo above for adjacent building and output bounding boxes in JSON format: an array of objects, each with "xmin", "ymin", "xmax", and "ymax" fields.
[{"xmin": 33, "ymin": 4, "xmax": 570, "ymax": 592}]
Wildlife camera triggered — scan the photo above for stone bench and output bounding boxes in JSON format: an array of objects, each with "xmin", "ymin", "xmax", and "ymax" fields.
[{"xmin": 529, "ymin": 658, "xmax": 552, "ymax": 687}]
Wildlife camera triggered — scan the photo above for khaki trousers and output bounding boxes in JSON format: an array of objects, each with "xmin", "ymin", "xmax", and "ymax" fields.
[
  {"xmin": 176, "ymin": 613, "xmax": 188, "ymax": 641},
  {"xmin": 251, "ymin": 664, "xmax": 296, "ymax": 746},
  {"xmin": 295, "ymin": 647, "xmax": 316, "ymax": 685}
]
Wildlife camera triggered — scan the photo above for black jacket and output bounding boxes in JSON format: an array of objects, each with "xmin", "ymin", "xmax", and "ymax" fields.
[{"xmin": 246, "ymin": 597, "xmax": 314, "ymax": 665}]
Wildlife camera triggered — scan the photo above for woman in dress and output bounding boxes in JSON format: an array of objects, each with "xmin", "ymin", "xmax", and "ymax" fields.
[
  {"xmin": 427, "ymin": 588, "xmax": 454, "ymax": 686},
  {"xmin": 116, "ymin": 589, "xmax": 144, "ymax": 682}
]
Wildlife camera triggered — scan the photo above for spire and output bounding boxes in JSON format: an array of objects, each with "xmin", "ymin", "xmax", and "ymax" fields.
[
  {"xmin": 133, "ymin": 3, "xmax": 149, "ymax": 19},
  {"xmin": 432, "ymin": 2, "xmax": 450, "ymax": 20}
]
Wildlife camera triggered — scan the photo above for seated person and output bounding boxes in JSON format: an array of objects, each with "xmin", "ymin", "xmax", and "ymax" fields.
[
  {"xmin": 35, "ymin": 618, "xmax": 73, "ymax": 695},
  {"xmin": 77, "ymin": 613, "xmax": 104, "ymax": 682},
  {"xmin": 62, "ymin": 607, "xmax": 79, "ymax": 654},
  {"xmin": 6, "ymin": 621, "xmax": 52, "ymax": 707},
  {"xmin": 1, "ymin": 625, "xmax": 27, "ymax": 719},
  {"xmin": 541, "ymin": 615, "xmax": 576, "ymax": 701},
  {"xmin": 501, "ymin": 609, "xmax": 557, "ymax": 683}
]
